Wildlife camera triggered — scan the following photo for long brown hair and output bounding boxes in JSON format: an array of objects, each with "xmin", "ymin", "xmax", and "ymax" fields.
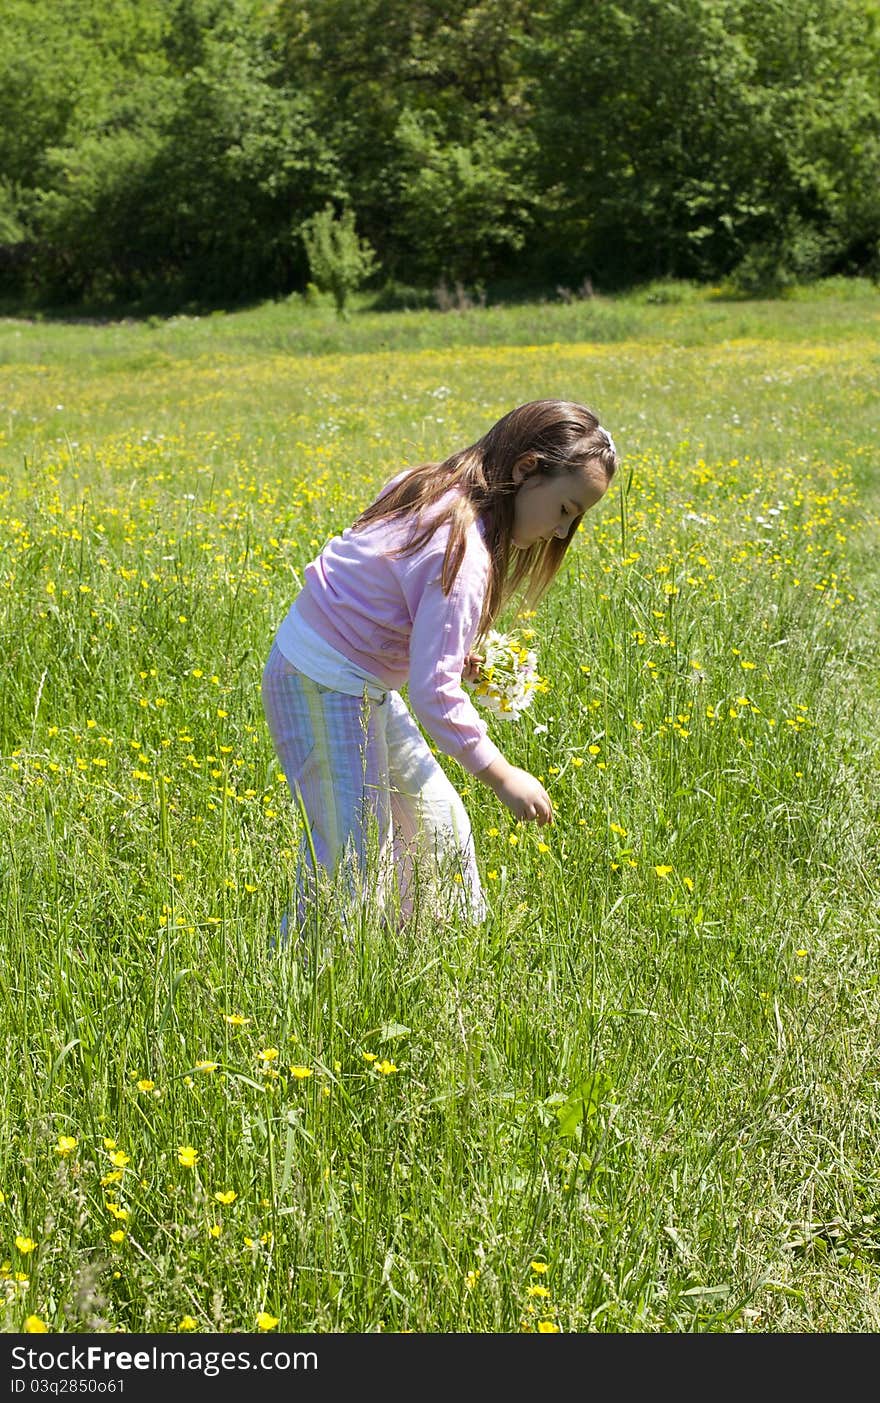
[{"xmin": 353, "ymin": 399, "xmax": 619, "ymax": 636}]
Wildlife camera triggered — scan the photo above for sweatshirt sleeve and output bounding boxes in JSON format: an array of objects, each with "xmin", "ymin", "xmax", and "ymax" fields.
[{"xmin": 405, "ymin": 539, "xmax": 504, "ymax": 775}]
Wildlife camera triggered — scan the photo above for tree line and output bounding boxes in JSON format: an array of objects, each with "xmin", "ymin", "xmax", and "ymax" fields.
[{"xmin": 1, "ymin": 0, "xmax": 878, "ymax": 310}]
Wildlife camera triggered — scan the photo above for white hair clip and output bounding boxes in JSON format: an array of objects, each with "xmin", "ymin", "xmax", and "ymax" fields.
[{"xmin": 598, "ymin": 426, "xmax": 617, "ymax": 458}]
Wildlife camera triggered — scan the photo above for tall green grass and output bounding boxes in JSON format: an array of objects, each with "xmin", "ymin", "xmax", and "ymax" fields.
[{"xmin": 1, "ymin": 283, "xmax": 878, "ymax": 1333}]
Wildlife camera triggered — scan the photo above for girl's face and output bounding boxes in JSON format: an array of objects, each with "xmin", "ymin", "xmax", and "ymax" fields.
[{"xmin": 511, "ymin": 458, "xmax": 609, "ymax": 549}]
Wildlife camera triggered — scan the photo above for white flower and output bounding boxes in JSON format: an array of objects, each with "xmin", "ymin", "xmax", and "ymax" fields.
[{"xmin": 464, "ymin": 630, "xmax": 547, "ymax": 721}]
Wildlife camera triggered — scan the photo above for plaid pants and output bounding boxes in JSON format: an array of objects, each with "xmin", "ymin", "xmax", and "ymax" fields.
[{"xmin": 261, "ymin": 643, "xmax": 485, "ymax": 935}]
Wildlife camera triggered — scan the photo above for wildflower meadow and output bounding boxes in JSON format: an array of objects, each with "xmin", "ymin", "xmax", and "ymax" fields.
[{"xmin": 1, "ymin": 283, "xmax": 878, "ymax": 1334}]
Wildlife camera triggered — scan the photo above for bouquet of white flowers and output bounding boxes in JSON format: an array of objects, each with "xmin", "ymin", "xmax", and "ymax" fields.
[{"xmin": 464, "ymin": 629, "xmax": 547, "ymax": 720}]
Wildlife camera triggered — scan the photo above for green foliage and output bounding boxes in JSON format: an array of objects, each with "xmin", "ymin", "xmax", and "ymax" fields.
[
  {"xmin": 300, "ymin": 204, "xmax": 377, "ymax": 315},
  {"xmin": 550, "ymin": 1073, "xmax": 615, "ymax": 1139},
  {"xmin": 0, "ymin": 181, "xmax": 26, "ymax": 244},
  {"xmin": 727, "ymin": 218, "xmax": 838, "ymax": 296},
  {"xmin": 528, "ymin": 0, "xmax": 880, "ymax": 288},
  {"xmin": 277, "ymin": 0, "xmax": 537, "ymax": 283},
  {"xmin": 392, "ymin": 109, "xmax": 535, "ymax": 283},
  {"xmin": 0, "ymin": 0, "xmax": 877, "ymax": 306},
  {"xmin": 3, "ymin": 0, "xmax": 339, "ymax": 306}
]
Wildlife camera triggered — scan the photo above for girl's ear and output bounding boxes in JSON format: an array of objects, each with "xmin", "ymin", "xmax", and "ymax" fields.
[{"xmin": 511, "ymin": 452, "xmax": 539, "ymax": 486}]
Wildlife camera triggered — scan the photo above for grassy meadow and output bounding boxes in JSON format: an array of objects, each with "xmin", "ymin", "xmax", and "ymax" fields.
[{"xmin": 1, "ymin": 281, "xmax": 879, "ymax": 1334}]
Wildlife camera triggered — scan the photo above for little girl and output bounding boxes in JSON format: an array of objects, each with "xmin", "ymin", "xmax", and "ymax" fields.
[{"xmin": 261, "ymin": 398, "xmax": 618, "ymax": 934}]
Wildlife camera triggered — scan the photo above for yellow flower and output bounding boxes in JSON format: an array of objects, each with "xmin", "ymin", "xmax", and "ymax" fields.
[
  {"xmin": 256, "ymin": 1311, "xmax": 279, "ymax": 1331},
  {"xmin": 654, "ymin": 865, "xmax": 674, "ymax": 878},
  {"xmin": 258, "ymin": 1047, "xmax": 279, "ymax": 1062},
  {"xmin": 362, "ymin": 1052, "xmax": 378, "ymax": 1062},
  {"xmin": 609, "ymin": 822, "xmax": 627, "ymax": 837},
  {"xmin": 24, "ymin": 1315, "xmax": 48, "ymax": 1333},
  {"xmin": 465, "ymin": 1269, "xmax": 480, "ymax": 1289},
  {"xmin": 179, "ymin": 1316, "xmax": 198, "ymax": 1331},
  {"xmin": 55, "ymin": 1135, "xmax": 77, "ymax": 1157},
  {"xmin": 15, "ymin": 1237, "xmax": 36, "ymax": 1255},
  {"xmin": 108, "ymin": 1150, "xmax": 130, "ymax": 1168},
  {"xmin": 537, "ymin": 1320, "xmax": 560, "ymax": 1332},
  {"xmin": 289, "ymin": 1065, "xmax": 313, "ymax": 1079},
  {"xmin": 177, "ymin": 1146, "xmax": 198, "ymax": 1169},
  {"xmin": 377, "ymin": 1060, "xmax": 397, "ymax": 1075},
  {"xmin": 530, "ymin": 1261, "xmax": 549, "ymax": 1274},
  {"xmin": 528, "ymin": 1283, "xmax": 550, "ymax": 1298},
  {"xmin": 194, "ymin": 1060, "xmax": 218, "ymax": 1073},
  {"xmin": 214, "ymin": 1190, "xmax": 237, "ymax": 1205},
  {"xmin": 537, "ymin": 842, "xmax": 550, "ymax": 854},
  {"xmin": 136, "ymin": 1079, "xmax": 155, "ymax": 1093},
  {"xmin": 109, "ymin": 1230, "xmax": 126, "ymax": 1245},
  {"xmin": 225, "ymin": 1013, "xmax": 249, "ymax": 1026},
  {"xmin": 105, "ymin": 1203, "xmax": 128, "ymax": 1221},
  {"xmin": 209, "ymin": 1225, "xmax": 222, "ymax": 1239}
]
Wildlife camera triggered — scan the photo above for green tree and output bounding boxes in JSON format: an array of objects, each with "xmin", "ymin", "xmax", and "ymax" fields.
[
  {"xmin": 300, "ymin": 204, "xmax": 377, "ymax": 314},
  {"xmin": 277, "ymin": 0, "xmax": 536, "ymax": 285},
  {"xmin": 392, "ymin": 109, "xmax": 535, "ymax": 284},
  {"xmin": 14, "ymin": 0, "xmax": 340, "ymax": 304},
  {"xmin": 527, "ymin": 0, "xmax": 880, "ymax": 287}
]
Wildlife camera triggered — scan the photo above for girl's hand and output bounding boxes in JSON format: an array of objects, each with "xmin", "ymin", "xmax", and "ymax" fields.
[
  {"xmin": 463, "ymin": 651, "xmax": 483, "ymax": 684},
  {"xmin": 498, "ymin": 767, "xmax": 553, "ymax": 825}
]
